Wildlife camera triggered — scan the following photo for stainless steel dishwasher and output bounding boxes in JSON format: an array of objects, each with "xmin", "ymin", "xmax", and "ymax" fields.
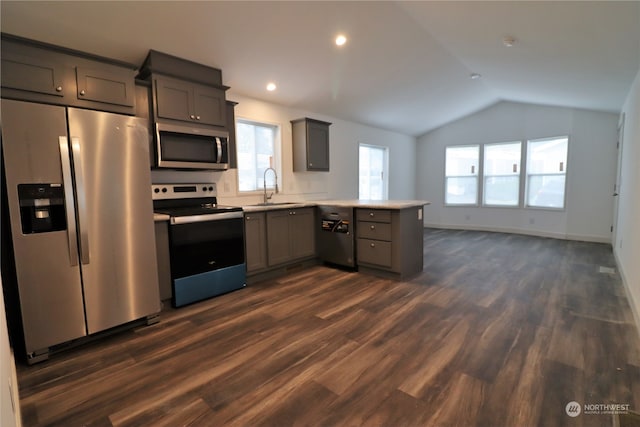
[{"xmin": 318, "ymin": 205, "xmax": 356, "ymax": 268}]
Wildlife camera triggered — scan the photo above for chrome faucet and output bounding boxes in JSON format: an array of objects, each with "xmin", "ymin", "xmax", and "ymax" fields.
[{"xmin": 263, "ymin": 167, "xmax": 279, "ymax": 204}]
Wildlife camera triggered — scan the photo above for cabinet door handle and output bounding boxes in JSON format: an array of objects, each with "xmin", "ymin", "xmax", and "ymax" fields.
[
  {"xmin": 196, "ymin": 115, "xmax": 201, "ymax": 120},
  {"xmin": 370, "ymin": 243, "xmax": 375, "ymax": 248},
  {"xmin": 79, "ymin": 89, "xmax": 86, "ymax": 96},
  {"xmin": 190, "ymin": 115, "xmax": 196, "ymax": 120},
  {"xmin": 56, "ymin": 86, "xmax": 63, "ymax": 92},
  {"xmin": 246, "ymin": 216, "xmax": 251, "ymax": 220}
]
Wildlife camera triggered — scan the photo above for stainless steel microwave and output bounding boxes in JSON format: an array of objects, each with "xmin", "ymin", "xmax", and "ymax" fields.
[{"xmin": 155, "ymin": 122, "xmax": 229, "ymax": 170}]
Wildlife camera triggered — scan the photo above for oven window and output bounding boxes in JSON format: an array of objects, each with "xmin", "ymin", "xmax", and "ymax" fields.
[
  {"xmin": 169, "ymin": 217, "xmax": 245, "ymax": 278},
  {"xmin": 160, "ymin": 131, "xmax": 217, "ymax": 162}
]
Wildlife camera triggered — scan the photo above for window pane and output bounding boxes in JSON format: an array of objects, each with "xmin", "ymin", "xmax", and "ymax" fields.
[
  {"xmin": 359, "ymin": 144, "xmax": 387, "ymax": 200},
  {"xmin": 527, "ymin": 175, "xmax": 566, "ymax": 208},
  {"xmin": 484, "ymin": 176, "xmax": 520, "ymax": 206},
  {"xmin": 527, "ymin": 137, "xmax": 568, "ymax": 174},
  {"xmin": 483, "ymin": 142, "xmax": 521, "ymax": 206},
  {"xmin": 237, "ymin": 120, "xmax": 276, "ymax": 192},
  {"xmin": 446, "ymin": 177, "xmax": 477, "ymax": 205},
  {"xmin": 446, "ymin": 146, "xmax": 479, "ymax": 177},
  {"xmin": 445, "ymin": 145, "xmax": 478, "ymax": 205},
  {"xmin": 526, "ymin": 136, "xmax": 568, "ymax": 208},
  {"xmin": 484, "ymin": 142, "xmax": 521, "ymax": 176}
]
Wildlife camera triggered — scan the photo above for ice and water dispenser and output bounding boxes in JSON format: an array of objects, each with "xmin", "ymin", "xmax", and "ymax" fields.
[{"xmin": 18, "ymin": 183, "xmax": 67, "ymax": 234}]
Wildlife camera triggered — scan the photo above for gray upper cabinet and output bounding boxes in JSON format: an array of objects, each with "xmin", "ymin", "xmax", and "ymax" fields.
[
  {"xmin": 1, "ymin": 51, "xmax": 68, "ymax": 99},
  {"xmin": 292, "ymin": 118, "xmax": 331, "ymax": 172},
  {"xmin": 75, "ymin": 66, "xmax": 135, "ymax": 108},
  {"xmin": 154, "ymin": 75, "xmax": 226, "ymax": 127},
  {"xmin": 1, "ymin": 34, "xmax": 137, "ymax": 115}
]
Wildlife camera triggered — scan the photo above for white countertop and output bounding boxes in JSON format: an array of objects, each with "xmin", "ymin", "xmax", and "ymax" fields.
[
  {"xmin": 241, "ymin": 199, "xmax": 430, "ymax": 212},
  {"xmin": 155, "ymin": 200, "xmax": 431, "ymax": 217}
]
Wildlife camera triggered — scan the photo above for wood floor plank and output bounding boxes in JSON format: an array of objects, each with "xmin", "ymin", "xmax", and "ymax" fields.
[{"xmin": 13, "ymin": 229, "xmax": 640, "ymax": 426}]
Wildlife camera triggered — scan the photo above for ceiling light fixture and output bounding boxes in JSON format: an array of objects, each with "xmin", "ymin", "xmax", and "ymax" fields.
[
  {"xmin": 503, "ymin": 36, "xmax": 516, "ymax": 48},
  {"xmin": 266, "ymin": 82, "xmax": 277, "ymax": 91},
  {"xmin": 335, "ymin": 34, "xmax": 347, "ymax": 46},
  {"xmin": 470, "ymin": 73, "xmax": 482, "ymax": 80}
]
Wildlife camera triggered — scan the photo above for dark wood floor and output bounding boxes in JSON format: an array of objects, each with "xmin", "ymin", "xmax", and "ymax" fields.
[{"xmin": 16, "ymin": 229, "xmax": 640, "ymax": 426}]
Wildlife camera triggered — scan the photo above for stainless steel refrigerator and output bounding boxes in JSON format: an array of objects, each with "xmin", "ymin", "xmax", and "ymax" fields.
[{"xmin": 1, "ymin": 99, "xmax": 160, "ymax": 363}]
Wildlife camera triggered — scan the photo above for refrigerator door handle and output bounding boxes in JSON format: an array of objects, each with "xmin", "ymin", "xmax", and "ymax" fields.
[
  {"xmin": 58, "ymin": 136, "xmax": 79, "ymax": 267},
  {"xmin": 70, "ymin": 136, "xmax": 90, "ymax": 265}
]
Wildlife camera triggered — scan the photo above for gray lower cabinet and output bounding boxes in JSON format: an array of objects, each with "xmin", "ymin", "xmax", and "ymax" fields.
[
  {"xmin": 262, "ymin": 207, "xmax": 316, "ymax": 268},
  {"xmin": 355, "ymin": 207, "xmax": 424, "ymax": 279},
  {"xmin": 267, "ymin": 210, "xmax": 292, "ymax": 266},
  {"xmin": 244, "ymin": 212, "xmax": 268, "ymax": 272}
]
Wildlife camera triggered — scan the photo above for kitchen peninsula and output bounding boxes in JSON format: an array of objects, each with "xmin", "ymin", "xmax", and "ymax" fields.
[{"xmin": 242, "ymin": 200, "xmax": 429, "ymax": 282}]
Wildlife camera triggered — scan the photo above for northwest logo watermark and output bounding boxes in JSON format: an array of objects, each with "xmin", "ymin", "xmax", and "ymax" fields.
[
  {"xmin": 565, "ymin": 401, "xmax": 630, "ymax": 417},
  {"xmin": 565, "ymin": 401, "xmax": 581, "ymax": 417}
]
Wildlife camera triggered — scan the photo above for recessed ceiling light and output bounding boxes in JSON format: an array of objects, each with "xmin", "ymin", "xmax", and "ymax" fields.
[
  {"xmin": 266, "ymin": 82, "xmax": 277, "ymax": 91},
  {"xmin": 335, "ymin": 34, "xmax": 347, "ymax": 46},
  {"xmin": 503, "ymin": 36, "xmax": 516, "ymax": 47},
  {"xmin": 470, "ymin": 73, "xmax": 482, "ymax": 80}
]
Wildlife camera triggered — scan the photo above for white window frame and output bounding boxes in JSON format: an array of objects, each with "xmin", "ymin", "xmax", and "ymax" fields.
[
  {"xmin": 482, "ymin": 141, "xmax": 522, "ymax": 208},
  {"xmin": 359, "ymin": 143, "xmax": 389, "ymax": 200},
  {"xmin": 235, "ymin": 118, "xmax": 281, "ymax": 194},
  {"xmin": 444, "ymin": 144, "xmax": 480, "ymax": 206},
  {"xmin": 525, "ymin": 136, "xmax": 569, "ymax": 210}
]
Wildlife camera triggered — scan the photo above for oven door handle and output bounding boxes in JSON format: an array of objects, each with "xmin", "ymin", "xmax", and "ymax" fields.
[{"xmin": 170, "ymin": 211, "xmax": 244, "ymax": 225}]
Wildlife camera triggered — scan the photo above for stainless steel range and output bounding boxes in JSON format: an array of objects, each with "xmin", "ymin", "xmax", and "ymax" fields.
[{"xmin": 152, "ymin": 183, "xmax": 246, "ymax": 307}]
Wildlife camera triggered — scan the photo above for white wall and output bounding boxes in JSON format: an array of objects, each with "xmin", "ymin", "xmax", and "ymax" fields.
[
  {"xmin": 614, "ymin": 67, "xmax": 640, "ymax": 332},
  {"xmin": 151, "ymin": 94, "xmax": 417, "ymax": 204},
  {"xmin": 416, "ymin": 101, "xmax": 618, "ymax": 243}
]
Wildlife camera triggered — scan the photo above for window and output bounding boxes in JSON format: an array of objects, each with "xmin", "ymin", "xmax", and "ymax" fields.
[
  {"xmin": 359, "ymin": 144, "xmax": 388, "ymax": 200},
  {"xmin": 526, "ymin": 136, "xmax": 568, "ymax": 209},
  {"xmin": 483, "ymin": 142, "xmax": 521, "ymax": 206},
  {"xmin": 445, "ymin": 145, "xmax": 479, "ymax": 205},
  {"xmin": 236, "ymin": 119, "xmax": 278, "ymax": 192}
]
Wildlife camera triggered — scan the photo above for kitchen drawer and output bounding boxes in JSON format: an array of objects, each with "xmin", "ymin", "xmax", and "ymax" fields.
[
  {"xmin": 357, "ymin": 238, "xmax": 392, "ymax": 268},
  {"xmin": 356, "ymin": 209, "xmax": 391, "ymax": 223},
  {"xmin": 357, "ymin": 221, "xmax": 392, "ymax": 241}
]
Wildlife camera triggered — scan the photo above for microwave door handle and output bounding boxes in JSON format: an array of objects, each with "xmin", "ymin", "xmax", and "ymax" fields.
[
  {"xmin": 70, "ymin": 136, "xmax": 90, "ymax": 265},
  {"xmin": 155, "ymin": 123, "xmax": 163, "ymax": 168},
  {"xmin": 58, "ymin": 137, "xmax": 79, "ymax": 266},
  {"xmin": 216, "ymin": 137, "xmax": 222, "ymax": 163}
]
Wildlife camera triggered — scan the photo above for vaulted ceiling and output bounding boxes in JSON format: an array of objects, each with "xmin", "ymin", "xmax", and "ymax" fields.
[{"xmin": 2, "ymin": 1, "xmax": 639, "ymax": 136}]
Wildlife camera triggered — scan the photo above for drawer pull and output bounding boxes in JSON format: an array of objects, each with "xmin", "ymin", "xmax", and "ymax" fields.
[
  {"xmin": 369, "ymin": 212, "xmax": 374, "ymax": 217},
  {"xmin": 56, "ymin": 86, "xmax": 63, "ymax": 92},
  {"xmin": 370, "ymin": 225, "xmax": 375, "ymax": 230},
  {"xmin": 370, "ymin": 243, "xmax": 375, "ymax": 248}
]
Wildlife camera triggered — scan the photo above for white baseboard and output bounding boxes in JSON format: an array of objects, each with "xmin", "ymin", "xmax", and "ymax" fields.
[
  {"xmin": 614, "ymin": 249, "xmax": 640, "ymax": 342},
  {"xmin": 423, "ymin": 222, "xmax": 611, "ymax": 244}
]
